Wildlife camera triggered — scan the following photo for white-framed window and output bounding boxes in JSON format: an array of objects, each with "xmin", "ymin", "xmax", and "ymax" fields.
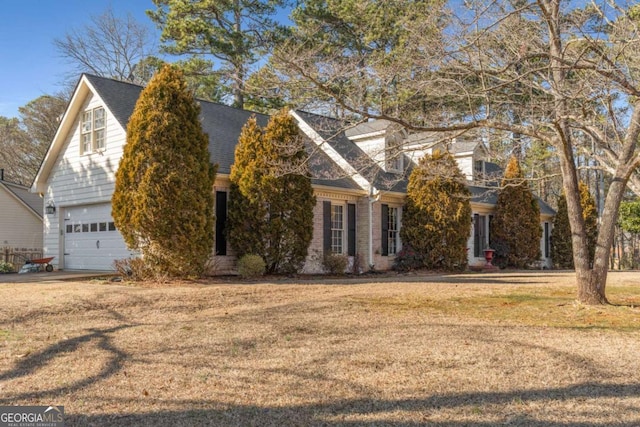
[
  {"xmin": 331, "ymin": 204, "xmax": 344, "ymax": 254},
  {"xmin": 385, "ymin": 137, "xmax": 403, "ymax": 172},
  {"xmin": 474, "ymin": 160, "xmax": 484, "ymax": 182},
  {"xmin": 388, "ymin": 207, "xmax": 399, "ymax": 255},
  {"xmin": 81, "ymin": 107, "xmax": 106, "ymax": 154}
]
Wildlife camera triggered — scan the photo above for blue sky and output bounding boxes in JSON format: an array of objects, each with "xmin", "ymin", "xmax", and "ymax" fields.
[
  {"xmin": 0, "ymin": 1, "xmax": 293, "ymax": 119},
  {"xmin": 0, "ymin": 1, "xmax": 159, "ymax": 118}
]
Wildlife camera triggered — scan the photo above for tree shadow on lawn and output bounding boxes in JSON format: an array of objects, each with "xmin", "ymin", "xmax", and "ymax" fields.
[
  {"xmin": 0, "ymin": 323, "xmax": 136, "ymax": 403},
  {"xmin": 64, "ymin": 382, "xmax": 640, "ymax": 426},
  {"xmin": 279, "ymin": 273, "xmax": 566, "ymax": 287},
  {"xmin": 2, "ymin": 296, "xmax": 638, "ymax": 426}
]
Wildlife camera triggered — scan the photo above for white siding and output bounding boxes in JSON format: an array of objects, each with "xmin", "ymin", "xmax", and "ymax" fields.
[
  {"xmin": 353, "ymin": 136, "xmax": 386, "ymax": 168},
  {"xmin": 456, "ymin": 156, "xmax": 474, "ymax": 180},
  {"xmin": 44, "ymin": 92, "xmax": 126, "ymax": 268},
  {"xmin": 0, "ymin": 188, "xmax": 42, "ymax": 250}
]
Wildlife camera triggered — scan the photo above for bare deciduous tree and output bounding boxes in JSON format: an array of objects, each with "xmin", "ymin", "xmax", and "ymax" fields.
[
  {"xmin": 273, "ymin": 0, "xmax": 640, "ymax": 304},
  {"xmin": 0, "ymin": 95, "xmax": 67, "ymax": 186},
  {"xmin": 54, "ymin": 7, "xmax": 155, "ymax": 85}
]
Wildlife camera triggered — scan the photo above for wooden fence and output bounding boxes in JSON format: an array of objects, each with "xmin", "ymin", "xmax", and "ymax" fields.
[{"xmin": 2, "ymin": 247, "xmax": 43, "ymax": 267}]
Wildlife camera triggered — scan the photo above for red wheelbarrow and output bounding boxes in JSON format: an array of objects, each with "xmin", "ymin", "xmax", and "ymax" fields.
[{"xmin": 19, "ymin": 257, "xmax": 55, "ymax": 274}]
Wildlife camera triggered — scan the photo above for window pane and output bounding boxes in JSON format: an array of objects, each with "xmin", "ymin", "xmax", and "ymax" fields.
[
  {"xmin": 331, "ymin": 205, "xmax": 344, "ymax": 254},
  {"xmin": 82, "ymin": 133, "xmax": 92, "ymax": 153},
  {"xmin": 331, "ymin": 205, "xmax": 343, "ymax": 229},
  {"xmin": 74, "ymin": 224, "xmax": 81, "ymax": 233},
  {"xmin": 388, "ymin": 207, "xmax": 399, "ymax": 255},
  {"xmin": 66, "ymin": 224, "xmax": 73, "ymax": 233},
  {"xmin": 331, "ymin": 230, "xmax": 343, "ymax": 254},
  {"xmin": 82, "ymin": 223, "xmax": 89, "ymax": 232},
  {"xmin": 108, "ymin": 222, "xmax": 116, "ymax": 231},
  {"xmin": 82, "ymin": 111, "xmax": 92, "ymax": 133},
  {"xmin": 95, "ymin": 129, "xmax": 105, "ymax": 150},
  {"xmin": 99, "ymin": 222, "xmax": 107, "ymax": 231},
  {"xmin": 94, "ymin": 108, "xmax": 105, "ymax": 129},
  {"xmin": 90, "ymin": 223, "xmax": 98, "ymax": 232}
]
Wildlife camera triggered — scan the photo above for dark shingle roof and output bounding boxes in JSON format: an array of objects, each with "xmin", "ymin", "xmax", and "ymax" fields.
[
  {"xmin": 84, "ymin": 74, "xmax": 360, "ymax": 190},
  {"xmin": 1, "ymin": 181, "xmax": 42, "ymax": 217},
  {"xmin": 537, "ymin": 198, "xmax": 556, "ymax": 216},
  {"xmin": 469, "ymin": 185, "xmax": 555, "ymax": 216},
  {"xmin": 85, "ymin": 74, "xmax": 141, "ymax": 131},
  {"xmin": 469, "ymin": 185, "xmax": 499, "ymax": 205},
  {"xmin": 344, "ymin": 119, "xmax": 392, "ymax": 138},
  {"xmin": 450, "ymin": 140, "xmax": 479, "ymax": 154},
  {"xmin": 294, "ymin": 111, "xmax": 411, "ymax": 193}
]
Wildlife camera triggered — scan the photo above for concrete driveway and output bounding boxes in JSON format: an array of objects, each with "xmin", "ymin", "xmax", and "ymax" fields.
[{"xmin": 0, "ymin": 270, "xmax": 115, "ymax": 283}]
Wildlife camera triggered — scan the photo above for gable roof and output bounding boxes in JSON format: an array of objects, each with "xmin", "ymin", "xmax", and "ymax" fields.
[
  {"xmin": 34, "ymin": 74, "xmax": 360, "ymax": 193},
  {"xmin": 0, "ymin": 180, "xmax": 42, "ymax": 218},
  {"xmin": 87, "ymin": 75, "xmax": 361, "ymax": 191},
  {"xmin": 294, "ymin": 110, "xmax": 411, "ymax": 194},
  {"xmin": 449, "ymin": 140, "xmax": 481, "ymax": 155}
]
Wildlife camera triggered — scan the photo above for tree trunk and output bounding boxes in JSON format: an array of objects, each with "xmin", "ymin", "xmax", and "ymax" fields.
[
  {"xmin": 576, "ymin": 269, "xmax": 608, "ymax": 305},
  {"xmin": 544, "ymin": 0, "xmax": 608, "ymax": 305},
  {"xmin": 232, "ymin": 0, "xmax": 245, "ymax": 109}
]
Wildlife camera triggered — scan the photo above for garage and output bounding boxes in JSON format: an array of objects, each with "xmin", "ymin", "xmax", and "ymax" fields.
[{"xmin": 63, "ymin": 203, "xmax": 132, "ymax": 270}]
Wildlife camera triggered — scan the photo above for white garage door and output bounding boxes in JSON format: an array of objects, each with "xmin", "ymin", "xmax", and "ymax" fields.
[{"xmin": 64, "ymin": 204, "xmax": 132, "ymax": 270}]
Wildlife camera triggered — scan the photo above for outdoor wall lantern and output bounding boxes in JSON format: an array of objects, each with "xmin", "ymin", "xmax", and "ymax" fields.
[{"xmin": 45, "ymin": 201, "xmax": 56, "ymax": 215}]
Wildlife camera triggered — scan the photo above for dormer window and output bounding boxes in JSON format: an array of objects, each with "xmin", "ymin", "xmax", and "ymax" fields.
[
  {"xmin": 385, "ymin": 130, "xmax": 404, "ymax": 172},
  {"xmin": 81, "ymin": 107, "xmax": 106, "ymax": 154},
  {"xmin": 474, "ymin": 160, "xmax": 484, "ymax": 182}
]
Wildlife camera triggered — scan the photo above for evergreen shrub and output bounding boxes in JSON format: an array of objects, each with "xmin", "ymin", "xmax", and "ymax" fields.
[
  {"xmin": 237, "ymin": 254, "xmax": 266, "ymax": 279},
  {"xmin": 392, "ymin": 246, "xmax": 423, "ymax": 272},
  {"xmin": 0, "ymin": 261, "xmax": 14, "ymax": 273},
  {"xmin": 322, "ymin": 253, "xmax": 348, "ymax": 275}
]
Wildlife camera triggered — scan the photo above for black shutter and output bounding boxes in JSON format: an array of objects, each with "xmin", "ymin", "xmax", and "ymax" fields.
[
  {"xmin": 473, "ymin": 214, "xmax": 480, "ymax": 257},
  {"xmin": 323, "ymin": 201, "xmax": 332, "ymax": 255},
  {"xmin": 381, "ymin": 204, "xmax": 389, "ymax": 256},
  {"xmin": 488, "ymin": 215, "xmax": 494, "ymax": 247},
  {"xmin": 215, "ymin": 191, "xmax": 227, "ymax": 255},
  {"xmin": 347, "ymin": 203, "xmax": 356, "ymax": 256},
  {"xmin": 544, "ymin": 222, "xmax": 550, "ymax": 258}
]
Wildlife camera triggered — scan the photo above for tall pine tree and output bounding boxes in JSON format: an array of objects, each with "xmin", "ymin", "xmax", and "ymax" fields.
[
  {"xmin": 400, "ymin": 150, "xmax": 472, "ymax": 271},
  {"xmin": 149, "ymin": 0, "xmax": 289, "ymax": 108},
  {"xmin": 112, "ymin": 64, "xmax": 216, "ymax": 278},
  {"xmin": 228, "ymin": 109, "xmax": 315, "ymax": 274}
]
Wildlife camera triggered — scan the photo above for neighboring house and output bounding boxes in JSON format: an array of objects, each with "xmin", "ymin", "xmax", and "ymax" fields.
[
  {"xmin": 0, "ymin": 170, "xmax": 43, "ymax": 261},
  {"xmin": 32, "ymin": 74, "xmax": 554, "ymax": 272}
]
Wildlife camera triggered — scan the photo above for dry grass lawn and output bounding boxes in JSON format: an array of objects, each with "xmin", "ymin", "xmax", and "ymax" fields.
[{"xmin": 1, "ymin": 271, "xmax": 640, "ymax": 426}]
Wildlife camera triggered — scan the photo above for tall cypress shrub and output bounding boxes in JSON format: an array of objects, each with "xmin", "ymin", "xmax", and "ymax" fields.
[
  {"xmin": 227, "ymin": 117, "xmax": 269, "ymax": 261},
  {"xmin": 580, "ymin": 181, "xmax": 599, "ymax": 265},
  {"xmin": 551, "ymin": 181, "xmax": 598, "ymax": 268},
  {"xmin": 490, "ymin": 156, "xmax": 541, "ymax": 268},
  {"xmin": 228, "ymin": 109, "xmax": 316, "ymax": 274},
  {"xmin": 112, "ymin": 64, "xmax": 216, "ymax": 277},
  {"xmin": 551, "ymin": 194, "xmax": 573, "ymax": 268},
  {"xmin": 400, "ymin": 150, "xmax": 472, "ymax": 271}
]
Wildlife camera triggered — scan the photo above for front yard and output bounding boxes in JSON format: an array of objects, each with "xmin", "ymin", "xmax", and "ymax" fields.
[{"xmin": 1, "ymin": 271, "xmax": 639, "ymax": 426}]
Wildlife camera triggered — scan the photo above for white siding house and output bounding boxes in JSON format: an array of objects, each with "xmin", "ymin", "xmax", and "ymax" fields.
[
  {"xmin": 32, "ymin": 77, "xmax": 137, "ymax": 270},
  {"xmin": 32, "ymin": 74, "xmax": 554, "ymax": 272},
  {"xmin": 0, "ymin": 175, "xmax": 42, "ymax": 260}
]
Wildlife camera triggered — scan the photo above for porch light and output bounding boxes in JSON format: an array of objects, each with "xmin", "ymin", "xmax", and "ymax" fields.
[{"xmin": 45, "ymin": 201, "xmax": 56, "ymax": 215}]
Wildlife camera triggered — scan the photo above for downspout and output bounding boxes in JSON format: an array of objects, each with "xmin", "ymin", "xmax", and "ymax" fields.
[{"xmin": 368, "ymin": 187, "xmax": 380, "ymax": 270}]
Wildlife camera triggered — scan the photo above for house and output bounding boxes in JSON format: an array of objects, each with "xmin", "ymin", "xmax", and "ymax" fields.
[
  {"xmin": 32, "ymin": 74, "xmax": 554, "ymax": 272},
  {"xmin": 0, "ymin": 170, "xmax": 43, "ymax": 263}
]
